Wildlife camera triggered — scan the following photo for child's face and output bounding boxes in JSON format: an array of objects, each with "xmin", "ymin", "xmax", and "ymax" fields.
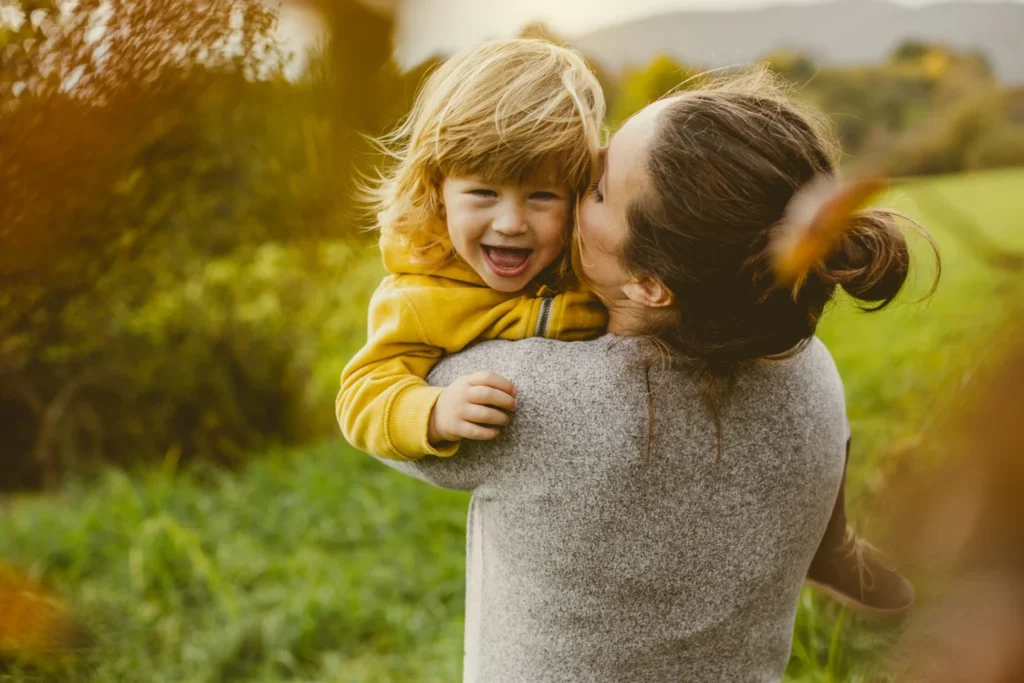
[{"xmin": 440, "ymin": 169, "xmax": 571, "ymax": 293}]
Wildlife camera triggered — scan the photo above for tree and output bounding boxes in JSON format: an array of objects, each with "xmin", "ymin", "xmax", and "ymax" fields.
[
  {"xmin": 0, "ymin": 0, "xmax": 401, "ymax": 487},
  {"xmin": 761, "ymin": 48, "xmax": 816, "ymax": 85},
  {"xmin": 891, "ymin": 39, "xmax": 931, "ymax": 63}
]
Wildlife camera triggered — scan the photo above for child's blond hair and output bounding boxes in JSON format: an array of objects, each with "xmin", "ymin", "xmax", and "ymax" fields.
[{"xmin": 367, "ymin": 38, "xmax": 605, "ymax": 264}]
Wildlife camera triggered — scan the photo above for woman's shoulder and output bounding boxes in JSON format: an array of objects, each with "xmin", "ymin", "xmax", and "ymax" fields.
[
  {"xmin": 739, "ymin": 336, "xmax": 843, "ymax": 392},
  {"xmin": 782, "ymin": 336, "xmax": 842, "ymax": 383},
  {"xmin": 780, "ymin": 336, "xmax": 844, "ymax": 393},
  {"xmin": 738, "ymin": 336, "xmax": 848, "ymax": 425},
  {"xmin": 429, "ymin": 335, "xmax": 630, "ymax": 388},
  {"xmin": 429, "ymin": 334, "xmax": 845, "ymax": 409}
]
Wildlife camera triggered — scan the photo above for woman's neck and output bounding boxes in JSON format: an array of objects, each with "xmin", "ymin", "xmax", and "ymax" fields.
[
  {"xmin": 606, "ymin": 299, "xmax": 671, "ymax": 337},
  {"xmin": 606, "ymin": 294, "xmax": 679, "ymax": 337}
]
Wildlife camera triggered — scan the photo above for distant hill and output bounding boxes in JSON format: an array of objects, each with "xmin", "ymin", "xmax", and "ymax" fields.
[{"xmin": 572, "ymin": 0, "xmax": 1024, "ymax": 84}]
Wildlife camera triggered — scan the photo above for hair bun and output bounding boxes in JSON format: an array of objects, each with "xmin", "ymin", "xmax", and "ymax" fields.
[{"xmin": 821, "ymin": 209, "xmax": 910, "ymax": 309}]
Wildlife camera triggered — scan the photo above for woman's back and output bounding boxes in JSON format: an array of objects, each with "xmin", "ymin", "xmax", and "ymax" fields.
[{"xmin": 385, "ymin": 334, "xmax": 847, "ymax": 682}]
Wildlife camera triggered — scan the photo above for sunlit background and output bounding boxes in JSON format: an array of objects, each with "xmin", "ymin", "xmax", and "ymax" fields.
[{"xmin": 1, "ymin": 0, "xmax": 1023, "ymax": 680}]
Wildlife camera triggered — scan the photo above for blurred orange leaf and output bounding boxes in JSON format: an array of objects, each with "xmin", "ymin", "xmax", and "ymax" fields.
[{"xmin": 771, "ymin": 174, "xmax": 886, "ymax": 290}]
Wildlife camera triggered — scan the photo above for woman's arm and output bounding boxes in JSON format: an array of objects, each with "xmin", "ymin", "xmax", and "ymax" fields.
[
  {"xmin": 366, "ymin": 336, "xmax": 555, "ymax": 492},
  {"xmin": 370, "ymin": 448, "xmax": 489, "ymax": 492}
]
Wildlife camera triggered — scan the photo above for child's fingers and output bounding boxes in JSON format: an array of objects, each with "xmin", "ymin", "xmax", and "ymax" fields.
[
  {"xmin": 454, "ymin": 421, "xmax": 501, "ymax": 441},
  {"xmin": 461, "ymin": 404, "xmax": 511, "ymax": 427},
  {"xmin": 467, "ymin": 386, "xmax": 517, "ymax": 411},
  {"xmin": 465, "ymin": 372, "xmax": 518, "ymax": 397}
]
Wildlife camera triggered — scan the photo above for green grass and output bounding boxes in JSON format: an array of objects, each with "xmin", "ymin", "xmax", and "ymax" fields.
[
  {"xmin": 788, "ymin": 168, "xmax": 1024, "ymax": 682},
  {"xmin": 822, "ymin": 169, "xmax": 1024, "ymax": 493},
  {"xmin": 1, "ymin": 450, "xmax": 469, "ymax": 682},
  {"xmin": 2, "ymin": 168, "xmax": 1023, "ymax": 682}
]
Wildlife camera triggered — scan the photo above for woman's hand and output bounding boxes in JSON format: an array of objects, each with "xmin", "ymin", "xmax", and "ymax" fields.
[{"xmin": 428, "ymin": 372, "xmax": 518, "ymax": 445}]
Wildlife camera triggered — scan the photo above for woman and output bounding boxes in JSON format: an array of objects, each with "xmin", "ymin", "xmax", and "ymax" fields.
[{"xmin": 376, "ymin": 70, "xmax": 927, "ymax": 682}]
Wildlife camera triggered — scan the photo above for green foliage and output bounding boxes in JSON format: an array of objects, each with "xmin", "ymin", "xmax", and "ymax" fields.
[
  {"xmin": 2, "ymin": 0, "xmax": 288, "ymax": 487},
  {"xmin": 883, "ymin": 89, "xmax": 1009, "ymax": 176},
  {"xmin": 800, "ymin": 65, "xmax": 936, "ymax": 156},
  {"xmin": 608, "ymin": 55, "xmax": 701, "ymax": 128},
  {"xmin": 965, "ymin": 125, "xmax": 1024, "ymax": 172},
  {"xmin": 822, "ymin": 168, "xmax": 1024, "ymax": 473},
  {"xmin": 1007, "ymin": 87, "xmax": 1024, "ymax": 124},
  {"xmin": 0, "ymin": 442, "xmax": 469, "ymax": 682},
  {"xmin": 761, "ymin": 48, "xmax": 817, "ymax": 85},
  {"xmin": 890, "ymin": 40, "xmax": 931, "ymax": 64},
  {"xmin": 604, "ymin": 41, "xmax": 1022, "ymax": 175},
  {"xmin": 0, "ymin": 0, "xmax": 422, "ymax": 488},
  {"xmin": 16, "ymin": 240, "xmax": 381, "ymax": 478},
  {"xmin": 2, "ymin": 169, "xmax": 1023, "ymax": 681}
]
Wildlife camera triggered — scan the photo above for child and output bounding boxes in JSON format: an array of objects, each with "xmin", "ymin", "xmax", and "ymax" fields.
[
  {"xmin": 337, "ymin": 41, "xmax": 913, "ymax": 616},
  {"xmin": 337, "ymin": 39, "xmax": 607, "ymax": 462}
]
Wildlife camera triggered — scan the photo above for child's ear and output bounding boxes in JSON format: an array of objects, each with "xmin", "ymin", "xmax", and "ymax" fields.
[{"xmin": 623, "ymin": 277, "xmax": 674, "ymax": 309}]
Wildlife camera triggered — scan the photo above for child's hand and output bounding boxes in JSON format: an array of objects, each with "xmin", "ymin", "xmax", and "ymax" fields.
[{"xmin": 428, "ymin": 372, "xmax": 518, "ymax": 445}]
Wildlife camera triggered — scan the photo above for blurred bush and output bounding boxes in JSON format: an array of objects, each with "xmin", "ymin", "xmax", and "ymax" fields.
[
  {"xmin": 601, "ymin": 37, "xmax": 1024, "ymax": 175},
  {"xmin": 0, "ymin": 0, "xmax": 416, "ymax": 488},
  {"xmin": 11, "ymin": 240, "xmax": 381, "ymax": 482},
  {"xmin": 607, "ymin": 54, "xmax": 702, "ymax": 129},
  {"xmin": 882, "ymin": 325, "xmax": 1024, "ymax": 683},
  {"xmin": 883, "ymin": 88, "xmax": 1007, "ymax": 176},
  {"xmin": 964, "ymin": 125, "xmax": 1024, "ymax": 172}
]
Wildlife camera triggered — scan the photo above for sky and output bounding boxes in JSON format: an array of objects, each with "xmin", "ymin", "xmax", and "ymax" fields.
[{"xmin": 392, "ymin": 0, "xmax": 1024, "ymax": 65}]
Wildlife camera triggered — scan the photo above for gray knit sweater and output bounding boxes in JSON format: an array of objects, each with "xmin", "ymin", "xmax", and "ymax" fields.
[{"xmin": 376, "ymin": 334, "xmax": 847, "ymax": 682}]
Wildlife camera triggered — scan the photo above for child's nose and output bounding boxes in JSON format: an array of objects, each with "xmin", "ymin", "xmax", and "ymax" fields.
[{"xmin": 492, "ymin": 203, "xmax": 528, "ymax": 235}]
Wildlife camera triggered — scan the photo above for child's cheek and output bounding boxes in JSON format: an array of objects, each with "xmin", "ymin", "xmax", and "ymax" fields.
[{"xmin": 445, "ymin": 214, "xmax": 467, "ymax": 247}]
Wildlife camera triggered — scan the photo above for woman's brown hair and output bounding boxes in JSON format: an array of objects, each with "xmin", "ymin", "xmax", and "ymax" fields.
[{"xmin": 624, "ymin": 69, "xmax": 939, "ymax": 369}]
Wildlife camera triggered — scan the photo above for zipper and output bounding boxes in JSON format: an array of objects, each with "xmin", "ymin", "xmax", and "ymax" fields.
[{"xmin": 534, "ymin": 297, "xmax": 553, "ymax": 338}]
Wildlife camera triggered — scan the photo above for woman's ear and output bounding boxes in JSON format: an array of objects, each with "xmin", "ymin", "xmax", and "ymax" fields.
[{"xmin": 623, "ymin": 276, "xmax": 674, "ymax": 309}]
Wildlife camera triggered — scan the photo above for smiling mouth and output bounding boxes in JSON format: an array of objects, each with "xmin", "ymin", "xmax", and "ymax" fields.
[{"xmin": 482, "ymin": 246, "xmax": 533, "ymax": 279}]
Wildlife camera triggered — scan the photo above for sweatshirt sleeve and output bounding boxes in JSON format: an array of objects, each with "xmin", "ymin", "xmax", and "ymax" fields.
[{"xmin": 336, "ymin": 281, "xmax": 458, "ymax": 461}]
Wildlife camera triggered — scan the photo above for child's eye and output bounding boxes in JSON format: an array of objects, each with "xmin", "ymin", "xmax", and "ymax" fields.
[
  {"xmin": 469, "ymin": 188, "xmax": 497, "ymax": 198},
  {"xmin": 588, "ymin": 180, "xmax": 604, "ymax": 203},
  {"xmin": 530, "ymin": 191, "xmax": 561, "ymax": 201}
]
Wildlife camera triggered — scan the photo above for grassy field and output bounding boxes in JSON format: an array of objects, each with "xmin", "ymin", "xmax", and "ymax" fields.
[{"xmin": 2, "ymin": 168, "xmax": 1023, "ymax": 682}]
